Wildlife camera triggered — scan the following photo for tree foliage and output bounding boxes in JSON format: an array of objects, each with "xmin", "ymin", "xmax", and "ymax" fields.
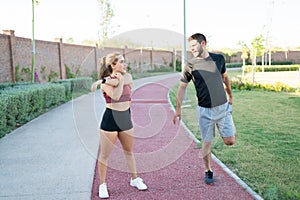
[
  {"xmin": 251, "ymin": 35, "xmax": 265, "ymax": 62},
  {"xmin": 98, "ymin": 0, "xmax": 114, "ymax": 46}
]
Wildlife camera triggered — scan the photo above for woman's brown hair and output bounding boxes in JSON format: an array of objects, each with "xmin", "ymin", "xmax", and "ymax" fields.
[{"xmin": 98, "ymin": 52, "xmax": 122, "ymax": 79}]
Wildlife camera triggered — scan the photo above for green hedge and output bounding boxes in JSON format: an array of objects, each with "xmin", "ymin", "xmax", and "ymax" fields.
[
  {"xmin": 0, "ymin": 84, "xmax": 67, "ymax": 137},
  {"xmin": 257, "ymin": 61, "xmax": 293, "ymax": 65},
  {"xmin": 0, "ymin": 77, "xmax": 93, "ymax": 138},
  {"xmin": 0, "ymin": 97, "xmax": 8, "ymax": 138},
  {"xmin": 226, "ymin": 63, "xmax": 243, "ymax": 68},
  {"xmin": 58, "ymin": 77, "xmax": 92, "ymax": 92},
  {"xmin": 56, "ymin": 80, "xmax": 72, "ymax": 100},
  {"xmin": 0, "ymin": 82, "xmax": 35, "ymax": 90},
  {"xmin": 243, "ymin": 65, "xmax": 300, "ymax": 73}
]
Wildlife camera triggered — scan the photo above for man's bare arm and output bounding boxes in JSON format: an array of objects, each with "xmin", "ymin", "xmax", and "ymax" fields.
[
  {"xmin": 222, "ymin": 72, "xmax": 233, "ymax": 104},
  {"xmin": 173, "ymin": 81, "xmax": 188, "ymax": 124}
]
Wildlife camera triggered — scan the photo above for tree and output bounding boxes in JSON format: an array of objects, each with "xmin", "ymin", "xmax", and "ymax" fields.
[
  {"xmin": 250, "ymin": 35, "xmax": 264, "ymax": 82},
  {"xmin": 219, "ymin": 48, "xmax": 237, "ymax": 63},
  {"xmin": 97, "ymin": 0, "xmax": 114, "ymax": 47},
  {"xmin": 251, "ymin": 35, "xmax": 264, "ymax": 66},
  {"xmin": 63, "ymin": 37, "xmax": 74, "ymax": 44},
  {"xmin": 238, "ymin": 41, "xmax": 250, "ymax": 78}
]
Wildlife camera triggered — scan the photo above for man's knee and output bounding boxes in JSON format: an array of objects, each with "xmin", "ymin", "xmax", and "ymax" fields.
[{"xmin": 223, "ymin": 135, "xmax": 236, "ymax": 146}]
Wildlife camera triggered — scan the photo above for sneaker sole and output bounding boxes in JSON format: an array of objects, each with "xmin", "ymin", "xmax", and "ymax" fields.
[
  {"xmin": 205, "ymin": 181, "xmax": 215, "ymax": 186},
  {"xmin": 130, "ymin": 184, "xmax": 147, "ymax": 190},
  {"xmin": 99, "ymin": 192, "xmax": 109, "ymax": 199}
]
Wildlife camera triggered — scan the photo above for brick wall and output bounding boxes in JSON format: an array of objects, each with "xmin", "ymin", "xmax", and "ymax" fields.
[
  {"xmin": 1, "ymin": 30, "xmax": 299, "ymax": 83},
  {"xmin": 63, "ymin": 43, "xmax": 97, "ymax": 78},
  {"xmin": 0, "ymin": 34, "xmax": 12, "ymax": 82},
  {"xmin": 0, "ymin": 31, "xmax": 179, "ymax": 83},
  {"xmin": 228, "ymin": 51, "xmax": 300, "ymax": 64}
]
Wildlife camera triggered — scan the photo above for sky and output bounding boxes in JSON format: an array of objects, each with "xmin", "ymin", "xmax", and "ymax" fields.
[{"xmin": 1, "ymin": 0, "xmax": 300, "ymax": 50}]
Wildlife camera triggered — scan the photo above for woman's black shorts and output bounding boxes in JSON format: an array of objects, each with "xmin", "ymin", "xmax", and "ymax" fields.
[{"xmin": 100, "ymin": 107, "xmax": 133, "ymax": 132}]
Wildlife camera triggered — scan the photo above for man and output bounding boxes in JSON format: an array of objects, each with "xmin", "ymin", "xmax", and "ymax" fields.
[{"xmin": 173, "ymin": 33, "xmax": 236, "ymax": 185}]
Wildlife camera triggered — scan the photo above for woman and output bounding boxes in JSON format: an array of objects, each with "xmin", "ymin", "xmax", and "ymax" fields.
[{"xmin": 91, "ymin": 53, "xmax": 147, "ymax": 199}]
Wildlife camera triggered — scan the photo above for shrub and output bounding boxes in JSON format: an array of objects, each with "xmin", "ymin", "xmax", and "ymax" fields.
[
  {"xmin": 226, "ymin": 63, "xmax": 243, "ymax": 68},
  {"xmin": 65, "ymin": 64, "xmax": 81, "ymax": 79},
  {"xmin": 91, "ymin": 70, "xmax": 99, "ymax": 81},
  {"xmin": 243, "ymin": 65, "xmax": 300, "ymax": 73},
  {"xmin": 58, "ymin": 77, "xmax": 92, "ymax": 93},
  {"xmin": 0, "ymin": 77, "xmax": 94, "ymax": 138},
  {"xmin": 56, "ymin": 80, "xmax": 72, "ymax": 100},
  {"xmin": 48, "ymin": 70, "xmax": 59, "ymax": 82},
  {"xmin": 230, "ymin": 77, "xmax": 296, "ymax": 93},
  {"xmin": 0, "ymin": 97, "xmax": 8, "ymax": 138},
  {"xmin": 0, "ymin": 83, "xmax": 67, "ymax": 138}
]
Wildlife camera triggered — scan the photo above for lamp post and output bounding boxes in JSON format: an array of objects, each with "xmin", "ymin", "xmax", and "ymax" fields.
[
  {"xmin": 182, "ymin": 0, "xmax": 190, "ymax": 104},
  {"xmin": 182, "ymin": 0, "xmax": 186, "ymax": 72},
  {"xmin": 31, "ymin": 0, "xmax": 36, "ymax": 83}
]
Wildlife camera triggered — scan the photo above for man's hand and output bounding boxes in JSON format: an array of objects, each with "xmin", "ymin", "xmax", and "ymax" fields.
[
  {"xmin": 173, "ymin": 110, "xmax": 181, "ymax": 125},
  {"xmin": 228, "ymin": 96, "xmax": 233, "ymax": 105},
  {"xmin": 173, "ymin": 82, "xmax": 188, "ymax": 125}
]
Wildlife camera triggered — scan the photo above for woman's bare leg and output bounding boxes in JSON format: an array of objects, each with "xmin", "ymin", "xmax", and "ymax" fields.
[
  {"xmin": 98, "ymin": 130, "xmax": 118, "ymax": 184},
  {"xmin": 118, "ymin": 128, "xmax": 137, "ymax": 179}
]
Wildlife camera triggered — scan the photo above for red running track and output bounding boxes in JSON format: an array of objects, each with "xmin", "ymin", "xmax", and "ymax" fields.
[{"xmin": 91, "ymin": 76, "xmax": 254, "ymax": 200}]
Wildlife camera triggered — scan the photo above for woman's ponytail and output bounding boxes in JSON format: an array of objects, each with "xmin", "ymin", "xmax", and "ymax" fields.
[
  {"xmin": 98, "ymin": 56, "xmax": 112, "ymax": 79},
  {"xmin": 98, "ymin": 53, "xmax": 122, "ymax": 79}
]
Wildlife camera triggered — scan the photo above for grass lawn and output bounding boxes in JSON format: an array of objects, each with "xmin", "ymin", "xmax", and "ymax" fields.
[{"xmin": 169, "ymin": 70, "xmax": 300, "ymax": 200}]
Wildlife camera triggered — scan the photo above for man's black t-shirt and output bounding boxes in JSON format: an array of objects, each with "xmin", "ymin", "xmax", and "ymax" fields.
[{"xmin": 180, "ymin": 52, "xmax": 227, "ymax": 108}]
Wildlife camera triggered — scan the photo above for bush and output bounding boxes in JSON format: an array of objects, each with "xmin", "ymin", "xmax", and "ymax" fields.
[
  {"xmin": 169, "ymin": 58, "xmax": 182, "ymax": 72},
  {"xmin": 226, "ymin": 63, "xmax": 243, "ymax": 68},
  {"xmin": 0, "ymin": 97, "xmax": 8, "ymax": 138},
  {"xmin": 243, "ymin": 65, "xmax": 300, "ymax": 73},
  {"xmin": 257, "ymin": 61, "xmax": 293, "ymax": 65},
  {"xmin": 230, "ymin": 77, "xmax": 296, "ymax": 93},
  {"xmin": 0, "ymin": 77, "xmax": 94, "ymax": 138},
  {"xmin": 0, "ymin": 82, "xmax": 34, "ymax": 90},
  {"xmin": 58, "ymin": 77, "xmax": 92, "ymax": 93},
  {"xmin": 0, "ymin": 83, "xmax": 14, "ymax": 90},
  {"xmin": 56, "ymin": 80, "xmax": 72, "ymax": 100},
  {"xmin": 0, "ymin": 83, "xmax": 67, "ymax": 138},
  {"xmin": 91, "ymin": 70, "xmax": 99, "ymax": 81}
]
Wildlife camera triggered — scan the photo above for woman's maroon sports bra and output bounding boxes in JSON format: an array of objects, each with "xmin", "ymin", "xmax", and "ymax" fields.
[{"xmin": 103, "ymin": 84, "xmax": 131, "ymax": 103}]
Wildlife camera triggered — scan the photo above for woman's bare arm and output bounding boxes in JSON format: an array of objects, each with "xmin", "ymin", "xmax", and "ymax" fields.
[{"xmin": 101, "ymin": 75, "xmax": 125, "ymax": 101}]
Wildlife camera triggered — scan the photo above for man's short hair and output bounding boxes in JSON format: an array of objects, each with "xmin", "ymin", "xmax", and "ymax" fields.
[{"xmin": 188, "ymin": 33, "xmax": 207, "ymax": 44}]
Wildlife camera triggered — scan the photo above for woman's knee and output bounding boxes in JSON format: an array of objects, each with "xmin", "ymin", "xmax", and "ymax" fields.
[{"xmin": 122, "ymin": 147, "xmax": 134, "ymax": 156}]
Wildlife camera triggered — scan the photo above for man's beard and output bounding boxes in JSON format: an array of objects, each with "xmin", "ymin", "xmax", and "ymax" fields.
[{"xmin": 194, "ymin": 46, "xmax": 203, "ymax": 58}]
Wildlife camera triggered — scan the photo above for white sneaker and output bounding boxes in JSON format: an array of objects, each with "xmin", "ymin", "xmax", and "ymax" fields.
[
  {"xmin": 99, "ymin": 183, "xmax": 109, "ymax": 198},
  {"xmin": 130, "ymin": 177, "xmax": 148, "ymax": 190}
]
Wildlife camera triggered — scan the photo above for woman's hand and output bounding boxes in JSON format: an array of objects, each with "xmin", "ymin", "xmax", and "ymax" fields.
[{"xmin": 112, "ymin": 72, "xmax": 123, "ymax": 80}]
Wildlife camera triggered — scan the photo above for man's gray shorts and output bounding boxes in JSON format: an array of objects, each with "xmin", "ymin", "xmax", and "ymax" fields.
[{"xmin": 197, "ymin": 102, "xmax": 236, "ymax": 142}]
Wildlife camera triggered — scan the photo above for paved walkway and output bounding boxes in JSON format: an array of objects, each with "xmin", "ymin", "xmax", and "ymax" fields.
[{"xmin": 0, "ymin": 73, "xmax": 263, "ymax": 200}]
